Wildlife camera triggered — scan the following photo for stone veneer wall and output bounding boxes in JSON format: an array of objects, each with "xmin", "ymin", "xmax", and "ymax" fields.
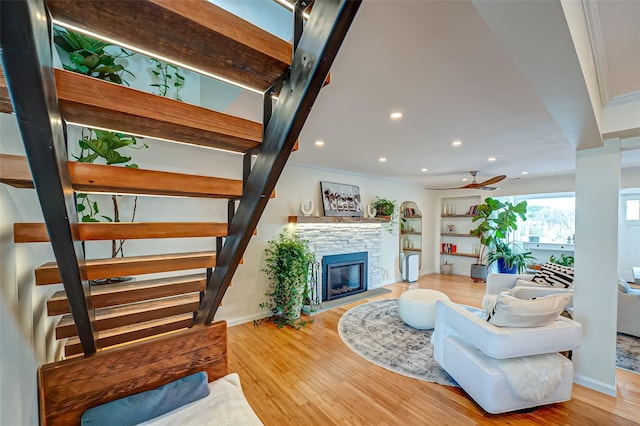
[{"xmin": 292, "ymin": 223, "xmax": 384, "ymax": 295}]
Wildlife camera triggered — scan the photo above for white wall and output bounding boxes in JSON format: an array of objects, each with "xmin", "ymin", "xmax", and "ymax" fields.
[{"xmin": 0, "ymin": 115, "xmax": 60, "ymax": 425}]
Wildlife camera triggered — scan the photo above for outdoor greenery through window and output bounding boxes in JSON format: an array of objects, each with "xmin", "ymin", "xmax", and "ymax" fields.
[{"xmin": 509, "ymin": 194, "xmax": 576, "ymax": 244}]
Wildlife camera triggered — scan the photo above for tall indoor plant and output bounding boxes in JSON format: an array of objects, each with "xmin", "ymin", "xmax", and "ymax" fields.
[
  {"xmin": 470, "ymin": 197, "xmax": 529, "ymax": 279},
  {"xmin": 261, "ymin": 230, "xmax": 316, "ymax": 329}
]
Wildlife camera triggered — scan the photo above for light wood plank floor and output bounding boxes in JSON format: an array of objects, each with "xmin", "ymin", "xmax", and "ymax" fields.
[{"xmin": 228, "ymin": 273, "xmax": 640, "ymax": 425}]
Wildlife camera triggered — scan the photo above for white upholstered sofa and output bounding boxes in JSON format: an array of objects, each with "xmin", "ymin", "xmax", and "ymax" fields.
[
  {"xmin": 433, "ymin": 300, "xmax": 581, "ymax": 414},
  {"xmin": 486, "ymin": 273, "xmax": 574, "ymax": 306},
  {"xmin": 618, "ymin": 279, "xmax": 640, "ymax": 338}
]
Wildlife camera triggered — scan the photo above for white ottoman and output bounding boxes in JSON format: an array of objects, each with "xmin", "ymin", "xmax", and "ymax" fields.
[{"xmin": 398, "ymin": 289, "xmax": 449, "ymax": 329}]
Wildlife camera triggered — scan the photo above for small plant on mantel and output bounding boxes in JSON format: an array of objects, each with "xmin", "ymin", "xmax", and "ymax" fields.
[
  {"xmin": 260, "ymin": 230, "xmax": 316, "ymax": 329},
  {"xmin": 372, "ymin": 196, "xmax": 398, "ymax": 233}
]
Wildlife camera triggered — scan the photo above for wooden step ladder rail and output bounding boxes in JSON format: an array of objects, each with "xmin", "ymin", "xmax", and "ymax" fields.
[
  {"xmin": 0, "ymin": 0, "xmax": 97, "ymax": 354},
  {"xmin": 194, "ymin": 0, "xmax": 362, "ymax": 325}
]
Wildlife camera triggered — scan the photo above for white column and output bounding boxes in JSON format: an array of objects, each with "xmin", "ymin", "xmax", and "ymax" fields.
[{"xmin": 573, "ymin": 138, "xmax": 621, "ymax": 396}]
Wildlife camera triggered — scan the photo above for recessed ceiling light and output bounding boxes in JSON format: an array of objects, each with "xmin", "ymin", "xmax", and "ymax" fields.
[
  {"xmin": 421, "ymin": 168, "xmax": 428, "ymax": 172},
  {"xmin": 488, "ymin": 157, "xmax": 496, "ymax": 162},
  {"xmin": 390, "ymin": 112, "xmax": 403, "ymax": 119},
  {"xmin": 452, "ymin": 140, "xmax": 462, "ymax": 146},
  {"xmin": 521, "ymin": 171, "xmax": 529, "ymax": 175},
  {"xmin": 462, "ymin": 178, "xmax": 468, "ymax": 182},
  {"xmin": 379, "ymin": 157, "xmax": 387, "ymax": 162},
  {"xmin": 314, "ymin": 140, "xmax": 324, "ymax": 146}
]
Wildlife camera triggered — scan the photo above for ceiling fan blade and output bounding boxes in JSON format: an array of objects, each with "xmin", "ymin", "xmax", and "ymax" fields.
[{"xmin": 463, "ymin": 175, "xmax": 506, "ymax": 188}]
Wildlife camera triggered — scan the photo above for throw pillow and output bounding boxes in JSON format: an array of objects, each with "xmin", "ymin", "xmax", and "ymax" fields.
[
  {"xmin": 618, "ymin": 278, "xmax": 631, "ymax": 294},
  {"xmin": 515, "ymin": 278, "xmax": 550, "ymax": 288},
  {"xmin": 486, "ymin": 293, "xmax": 572, "ymax": 328},
  {"xmin": 532, "ymin": 263, "xmax": 574, "ymax": 288},
  {"xmin": 81, "ymin": 371, "xmax": 210, "ymax": 426}
]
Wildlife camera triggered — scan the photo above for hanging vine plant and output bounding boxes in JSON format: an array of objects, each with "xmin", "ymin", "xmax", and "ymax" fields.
[{"xmin": 149, "ymin": 58, "xmax": 186, "ymax": 101}]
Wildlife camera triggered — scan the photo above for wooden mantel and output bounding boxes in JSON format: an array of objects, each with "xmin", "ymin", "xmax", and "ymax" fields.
[{"xmin": 288, "ymin": 216, "xmax": 390, "ymax": 224}]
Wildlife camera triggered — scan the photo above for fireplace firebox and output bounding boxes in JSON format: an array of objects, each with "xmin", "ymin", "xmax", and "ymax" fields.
[{"xmin": 322, "ymin": 252, "xmax": 368, "ymax": 301}]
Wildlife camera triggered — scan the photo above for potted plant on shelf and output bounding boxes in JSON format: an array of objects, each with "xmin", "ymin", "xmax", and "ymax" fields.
[
  {"xmin": 485, "ymin": 240, "xmax": 536, "ymax": 274},
  {"xmin": 261, "ymin": 230, "xmax": 316, "ymax": 329},
  {"xmin": 372, "ymin": 196, "xmax": 398, "ymax": 233},
  {"xmin": 470, "ymin": 197, "xmax": 529, "ymax": 280}
]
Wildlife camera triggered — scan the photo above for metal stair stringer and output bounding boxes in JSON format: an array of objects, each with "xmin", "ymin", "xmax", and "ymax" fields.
[
  {"xmin": 194, "ymin": 0, "xmax": 362, "ymax": 325},
  {"xmin": 0, "ymin": 0, "xmax": 97, "ymax": 354}
]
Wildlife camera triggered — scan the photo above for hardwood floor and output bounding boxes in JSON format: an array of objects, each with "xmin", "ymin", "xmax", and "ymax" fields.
[{"xmin": 228, "ymin": 273, "xmax": 640, "ymax": 425}]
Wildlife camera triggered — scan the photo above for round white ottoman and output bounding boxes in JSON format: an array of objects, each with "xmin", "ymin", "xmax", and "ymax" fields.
[{"xmin": 398, "ymin": 289, "xmax": 450, "ymax": 329}]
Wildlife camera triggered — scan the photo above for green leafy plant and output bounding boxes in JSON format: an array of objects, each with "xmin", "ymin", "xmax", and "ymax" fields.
[
  {"xmin": 53, "ymin": 26, "xmax": 135, "ymax": 85},
  {"xmin": 550, "ymin": 254, "xmax": 575, "ymax": 267},
  {"xmin": 372, "ymin": 196, "xmax": 398, "ymax": 233},
  {"xmin": 54, "ymin": 27, "xmax": 146, "ymax": 257},
  {"xmin": 149, "ymin": 58, "xmax": 186, "ymax": 101},
  {"xmin": 470, "ymin": 197, "xmax": 528, "ymax": 265},
  {"xmin": 485, "ymin": 240, "xmax": 536, "ymax": 274},
  {"xmin": 260, "ymin": 230, "xmax": 316, "ymax": 329}
]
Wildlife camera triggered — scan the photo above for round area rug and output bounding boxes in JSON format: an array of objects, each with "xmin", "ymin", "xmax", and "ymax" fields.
[{"xmin": 337, "ymin": 299, "xmax": 457, "ymax": 386}]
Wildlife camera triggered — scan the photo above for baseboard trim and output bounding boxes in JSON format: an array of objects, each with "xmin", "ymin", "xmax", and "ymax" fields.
[
  {"xmin": 574, "ymin": 374, "xmax": 617, "ymax": 396},
  {"xmin": 226, "ymin": 311, "xmax": 271, "ymax": 328}
]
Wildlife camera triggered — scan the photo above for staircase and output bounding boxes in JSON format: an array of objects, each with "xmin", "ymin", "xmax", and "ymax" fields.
[{"xmin": 0, "ymin": 0, "xmax": 360, "ymax": 357}]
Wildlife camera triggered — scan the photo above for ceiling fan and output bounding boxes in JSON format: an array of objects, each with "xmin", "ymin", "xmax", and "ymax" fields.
[{"xmin": 426, "ymin": 171, "xmax": 506, "ymax": 191}]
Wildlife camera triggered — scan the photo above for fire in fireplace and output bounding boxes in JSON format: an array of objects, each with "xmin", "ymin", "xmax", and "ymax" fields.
[{"xmin": 322, "ymin": 252, "xmax": 368, "ymax": 301}]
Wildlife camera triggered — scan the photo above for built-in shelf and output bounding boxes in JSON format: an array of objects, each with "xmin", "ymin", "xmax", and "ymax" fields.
[
  {"xmin": 441, "ymin": 252, "xmax": 480, "ymax": 259},
  {"xmin": 401, "ymin": 231, "xmax": 421, "ymax": 235},
  {"xmin": 403, "ymin": 248, "xmax": 421, "ymax": 252},
  {"xmin": 440, "ymin": 232, "xmax": 479, "ymax": 238},
  {"xmin": 441, "ymin": 214, "xmax": 474, "ymax": 218},
  {"xmin": 404, "ymin": 215, "xmax": 422, "ymax": 219},
  {"xmin": 288, "ymin": 216, "xmax": 389, "ymax": 224}
]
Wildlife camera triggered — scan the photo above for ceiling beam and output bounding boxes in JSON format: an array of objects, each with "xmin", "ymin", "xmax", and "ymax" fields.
[{"xmin": 472, "ymin": 0, "xmax": 602, "ymax": 151}]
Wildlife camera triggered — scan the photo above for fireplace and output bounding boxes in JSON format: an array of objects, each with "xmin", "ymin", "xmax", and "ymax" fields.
[{"xmin": 322, "ymin": 252, "xmax": 368, "ymax": 301}]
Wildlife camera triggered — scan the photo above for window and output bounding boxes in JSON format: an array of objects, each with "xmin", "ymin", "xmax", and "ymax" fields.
[
  {"xmin": 510, "ymin": 195, "xmax": 576, "ymax": 245},
  {"xmin": 626, "ymin": 199, "xmax": 640, "ymax": 221}
]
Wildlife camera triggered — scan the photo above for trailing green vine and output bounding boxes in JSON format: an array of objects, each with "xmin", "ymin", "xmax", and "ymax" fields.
[{"xmin": 149, "ymin": 58, "xmax": 186, "ymax": 101}]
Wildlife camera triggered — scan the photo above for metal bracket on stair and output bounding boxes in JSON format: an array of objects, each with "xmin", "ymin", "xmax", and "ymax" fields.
[
  {"xmin": 0, "ymin": 0, "xmax": 97, "ymax": 354},
  {"xmin": 194, "ymin": 0, "xmax": 362, "ymax": 325}
]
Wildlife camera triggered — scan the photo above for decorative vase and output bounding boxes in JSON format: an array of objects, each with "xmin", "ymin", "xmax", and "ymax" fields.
[
  {"xmin": 441, "ymin": 263, "xmax": 453, "ymax": 275},
  {"xmin": 300, "ymin": 201, "xmax": 313, "ymax": 216},
  {"xmin": 366, "ymin": 204, "xmax": 376, "ymax": 218}
]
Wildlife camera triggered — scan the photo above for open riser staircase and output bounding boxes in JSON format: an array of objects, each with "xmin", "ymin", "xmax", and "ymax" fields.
[{"xmin": 1, "ymin": 0, "xmax": 361, "ymax": 357}]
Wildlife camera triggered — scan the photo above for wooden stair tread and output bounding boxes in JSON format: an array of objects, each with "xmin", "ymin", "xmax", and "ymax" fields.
[
  {"xmin": 55, "ymin": 69, "xmax": 262, "ymax": 153},
  {"xmin": 47, "ymin": 273, "xmax": 206, "ymax": 316},
  {"xmin": 0, "ymin": 68, "xmax": 12, "ymax": 114},
  {"xmin": 56, "ymin": 293, "xmax": 200, "ymax": 339},
  {"xmin": 1, "ymin": 154, "xmax": 243, "ymax": 198},
  {"xmin": 64, "ymin": 313, "xmax": 194, "ymax": 357},
  {"xmin": 36, "ymin": 251, "xmax": 216, "ymax": 285},
  {"xmin": 14, "ymin": 222, "xmax": 236, "ymax": 243},
  {"xmin": 46, "ymin": 0, "xmax": 291, "ymax": 91}
]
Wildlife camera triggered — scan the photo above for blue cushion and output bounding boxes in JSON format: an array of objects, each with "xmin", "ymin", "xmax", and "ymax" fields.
[{"xmin": 81, "ymin": 371, "xmax": 210, "ymax": 426}]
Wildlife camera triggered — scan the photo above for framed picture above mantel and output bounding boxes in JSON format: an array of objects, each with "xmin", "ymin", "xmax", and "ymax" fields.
[{"xmin": 320, "ymin": 181, "xmax": 362, "ymax": 217}]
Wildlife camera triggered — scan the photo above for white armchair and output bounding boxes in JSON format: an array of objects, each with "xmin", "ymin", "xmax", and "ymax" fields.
[
  {"xmin": 433, "ymin": 300, "xmax": 581, "ymax": 414},
  {"xmin": 618, "ymin": 279, "xmax": 640, "ymax": 337},
  {"xmin": 486, "ymin": 273, "xmax": 574, "ymax": 307}
]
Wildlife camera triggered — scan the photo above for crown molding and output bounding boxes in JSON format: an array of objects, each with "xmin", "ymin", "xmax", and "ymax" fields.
[{"xmin": 582, "ymin": 0, "xmax": 610, "ymax": 107}]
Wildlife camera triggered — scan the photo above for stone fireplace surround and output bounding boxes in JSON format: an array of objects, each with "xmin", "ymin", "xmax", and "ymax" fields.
[{"xmin": 291, "ymin": 223, "xmax": 383, "ymax": 299}]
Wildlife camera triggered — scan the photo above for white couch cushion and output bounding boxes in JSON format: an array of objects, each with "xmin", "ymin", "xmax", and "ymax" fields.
[{"xmin": 485, "ymin": 293, "xmax": 572, "ymax": 328}]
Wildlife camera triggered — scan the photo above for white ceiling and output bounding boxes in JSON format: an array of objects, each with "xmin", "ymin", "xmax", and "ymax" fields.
[{"xmin": 289, "ymin": 0, "xmax": 640, "ymax": 188}]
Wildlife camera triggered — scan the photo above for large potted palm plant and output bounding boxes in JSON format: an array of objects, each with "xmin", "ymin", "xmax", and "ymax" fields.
[{"xmin": 470, "ymin": 197, "xmax": 529, "ymax": 280}]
